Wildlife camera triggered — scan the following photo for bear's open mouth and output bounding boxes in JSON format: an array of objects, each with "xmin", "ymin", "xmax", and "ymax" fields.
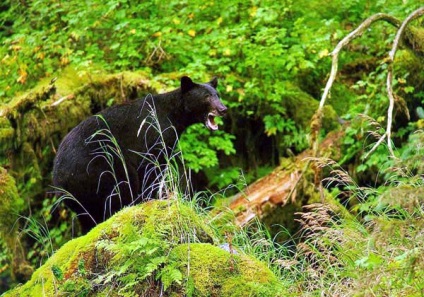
[{"xmin": 206, "ymin": 112, "xmax": 219, "ymax": 130}]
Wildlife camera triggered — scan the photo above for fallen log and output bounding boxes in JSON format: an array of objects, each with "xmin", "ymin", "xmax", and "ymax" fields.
[{"xmin": 228, "ymin": 129, "xmax": 345, "ymax": 227}]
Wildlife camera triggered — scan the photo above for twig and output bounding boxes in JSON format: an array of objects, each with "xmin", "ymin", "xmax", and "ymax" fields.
[
  {"xmin": 307, "ymin": 13, "xmax": 408, "ymax": 200},
  {"xmin": 51, "ymin": 94, "xmax": 73, "ymax": 107}
]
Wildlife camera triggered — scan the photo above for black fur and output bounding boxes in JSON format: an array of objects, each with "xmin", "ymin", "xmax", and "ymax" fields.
[{"xmin": 52, "ymin": 76, "xmax": 227, "ymax": 232}]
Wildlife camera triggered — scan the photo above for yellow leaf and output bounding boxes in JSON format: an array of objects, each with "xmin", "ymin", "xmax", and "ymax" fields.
[
  {"xmin": 249, "ymin": 6, "xmax": 257, "ymax": 17},
  {"xmin": 17, "ymin": 69, "xmax": 27, "ymax": 84},
  {"xmin": 10, "ymin": 45, "xmax": 21, "ymax": 51},
  {"xmin": 173, "ymin": 18, "xmax": 181, "ymax": 25},
  {"xmin": 60, "ymin": 56, "xmax": 69, "ymax": 66},
  {"xmin": 224, "ymin": 48, "xmax": 231, "ymax": 56},
  {"xmin": 217, "ymin": 17, "xmax": 223, "ymax": 25},
  {"xmin": 236, "ymin": 88, "xmax": 245, "ymax": 96},
  {"xmin": 130, "ymin": 29, "xmax": 136, "ymax": 34},
  {"xmin": 226, "ymin": 85, "xmax": 233, "ymax": 92},
  {"xmin": 152, "ymin": 32, "xmax": 162, "ymax": 37},
  {"xmin": 318, "ymin": 49, "xmax": 329, "ymax": 58},
  {"xmin": 36, "ymin": 52, "xmax": 45, "ymax": 60},
  {"xmin": 188, "ymin": 29, "xmax": 196, "ymax": 37},
  {"xmin": 1, "ymin": 54, "xmax": 10, "ymax": 62}
]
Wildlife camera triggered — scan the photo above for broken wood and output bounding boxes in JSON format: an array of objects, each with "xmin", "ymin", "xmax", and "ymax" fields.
[{"xmin": 229, "ymin": 129, "xmax": 345, "ymax": 227}]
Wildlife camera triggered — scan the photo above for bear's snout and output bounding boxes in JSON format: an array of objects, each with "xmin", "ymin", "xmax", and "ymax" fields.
[{"xmin": 217, "ymin": 105, "xmax": 227, "ymax": 116}]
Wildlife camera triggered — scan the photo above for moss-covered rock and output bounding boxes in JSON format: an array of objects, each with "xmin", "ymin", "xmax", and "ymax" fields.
[
  {"xmin": 4, "ymin": 200, "xmax": 285, "ymax": 296},
  {"xmin": 167, "ymin": 243, "xmax": 285, "ymax": 297}
]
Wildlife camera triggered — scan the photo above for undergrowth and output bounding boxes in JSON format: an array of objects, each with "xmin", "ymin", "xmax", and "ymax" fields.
[
  {"xmin": 7, "ymin": 121, "xmax": 424, "ymax": 296},
  {"xmin": 290, "ymin": 147, "xmax": 424, "ymax": 296}
]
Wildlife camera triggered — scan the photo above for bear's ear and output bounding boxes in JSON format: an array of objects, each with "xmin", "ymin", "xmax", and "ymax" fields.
[
  {"xmin": 208, "ymin": 77, "xmax": 218, "ymax": 89},
  {"xmin": 181, "ymin": 76, "xmax": 196, "ymax": 94}
]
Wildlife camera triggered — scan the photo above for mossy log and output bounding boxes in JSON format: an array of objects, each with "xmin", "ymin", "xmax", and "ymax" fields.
[{"xmin": 0, "ymin": 67, "xmax": 158, "ymax": 198}]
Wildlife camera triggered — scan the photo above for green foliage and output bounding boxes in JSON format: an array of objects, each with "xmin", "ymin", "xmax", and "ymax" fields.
[
  {"xmin": 95, "ymin": 236, "xmax": 169, "ymax": 294},
  {"xmin": 207, "ymin": 166, "xmax": 244, "ymax": 190},
  {"xmin": 179, "ymin": 122, "xmax": 235, "ymax": 172},
  {"xmin": 1, "ymin": 0, "xmax": 421, "ymax": 186},
  {"xmin": 264, "ymin": 114, "xmax": 294, "ymax": 136},
  {"xmin": 158, "ymin": 264, "xmax": 183, "ymax": 291}
]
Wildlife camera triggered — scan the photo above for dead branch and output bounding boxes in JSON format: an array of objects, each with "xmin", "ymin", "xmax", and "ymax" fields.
[
  {"xmin": 371, "ymin": 7, "xmax": 424, "ymax": 158},
  {"xmin": 312, "ymin": 13, "xmax": 402, "ymax": 157},
  {"xmin": 314, "ymin": 8, "xmax": 424, "ymax": 161}
]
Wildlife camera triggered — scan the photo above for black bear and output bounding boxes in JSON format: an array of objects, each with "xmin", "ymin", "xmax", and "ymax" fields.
[{"xmin": 53, "ymin": 76, "xmax": 227, "ymax": 232}]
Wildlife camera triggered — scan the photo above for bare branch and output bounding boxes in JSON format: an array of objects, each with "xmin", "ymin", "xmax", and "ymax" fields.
[
  {"xmin": 314, "ymin": 8, "xmax": 424, "ymax": 161},
  {"xmin": 312, "ymin": 13, "xmax": 402, "ymax": 157},
  {"xmin": 319, "ymin": 13, "xmax": 401, "ymax": 112},
  {"xmin": 385, "ymin": 7, "xmax": 424, "ymax": 158}
]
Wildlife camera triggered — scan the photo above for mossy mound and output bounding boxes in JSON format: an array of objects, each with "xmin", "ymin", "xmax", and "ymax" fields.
[
  {"xmin": 168, "ymin": 243, "xmax": 284, "ymax": 296},
  {"xmin": 4, "ymin": 200, "xmax": 285, "ymax": 296}
]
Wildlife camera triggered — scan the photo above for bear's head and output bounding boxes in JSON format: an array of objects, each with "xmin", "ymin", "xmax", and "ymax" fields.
[{"xmin": 181, "ymin": 76, "xmax": 227, "ymax": 130}]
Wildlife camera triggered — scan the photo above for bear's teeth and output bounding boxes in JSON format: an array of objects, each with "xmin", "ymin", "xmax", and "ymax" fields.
[{"xmin": 207, "ymin": 113, "xmax": 218, "ymax": 130}]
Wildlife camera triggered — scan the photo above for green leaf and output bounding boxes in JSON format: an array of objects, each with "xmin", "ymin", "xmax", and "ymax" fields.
[{"xmin": 51, "ymin": 264, "xmax": 64, "ymax": 281}]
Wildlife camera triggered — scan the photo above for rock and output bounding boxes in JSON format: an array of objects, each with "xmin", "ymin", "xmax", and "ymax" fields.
[{"xmin": 4, "ymin": 200, "xmax": 286, "ymax": 296}]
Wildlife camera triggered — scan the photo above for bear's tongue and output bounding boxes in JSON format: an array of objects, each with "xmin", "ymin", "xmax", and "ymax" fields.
[{"xmin": 206, "ymin": 113, "xmax": 218, "ymax": 130}]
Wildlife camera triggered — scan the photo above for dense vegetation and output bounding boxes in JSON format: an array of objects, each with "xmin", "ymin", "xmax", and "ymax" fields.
[{"xmin": 1, "ymin": 0, "xmax": 424, "ymax": 295}]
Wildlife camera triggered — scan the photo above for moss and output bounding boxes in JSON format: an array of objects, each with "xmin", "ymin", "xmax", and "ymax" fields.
[
  {"xmin": 168, "ymin": 243, "xmax": 286, "ymax": 297},
  {"xmin": 379, "ymin": 185, "xmax": 424, "ymax": 213},
  {"xmin": 0, "ymin": 117, "xmax": 14, "ymax": 153},
  {"xmin": 1, "ymin": 66, "xmax": 156, "ymax": 166},
  {"xmin": 405, "ymin": 26, "xmax": 424, "ymax": 57},
  {"xmin": 0, "ymin": 166, "xmax": 31, "ymax": 282},
  {"xmin": 3, "ymin": 201, "xmax": 217, "ymax": 296},
  {"xmin": 281, "ymin": 81, "xmax": 339, "ymax": 132},
  {"xmin": 0, "ymin": 167, "xmax": 23, "ymax": 235},
  {"xmin": 4, "ymin": 200, "xmax": 287, "ymax": 296},
  {"xmin": 330, "ymin": 82, "xmax": 357, "ymax": 116}
]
